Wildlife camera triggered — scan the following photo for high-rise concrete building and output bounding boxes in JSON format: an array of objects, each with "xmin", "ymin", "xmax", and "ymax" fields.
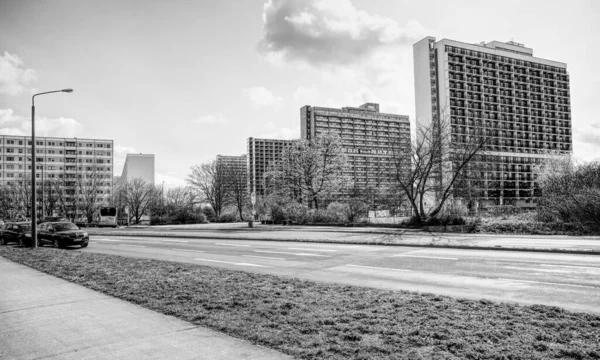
[
  {"xmin": 300, "ymin": 103, "xmax": 411, "ymax": 193},
  {"xmin": 120, "ymin": 153, "xmax": 155, "ymax": 185},
  {"xmin": 216, "ymin": 154, "xmax": 247, "ymax": 196},
  {"xmin": 247, "ymin": 138, "xmax": 295, "ymax": 198},
  {"xmin": 0, "ymin": 135, "xmax": 114, "ymax": 214},
  {"xmin": 414, "ymin": 37, "xmax": 572, "ymax": 207}
]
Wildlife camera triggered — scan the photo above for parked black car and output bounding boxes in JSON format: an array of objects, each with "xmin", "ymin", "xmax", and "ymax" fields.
[
  {"xmin": 38, "ymin": 222, "xmax": 89, "ymax": 248},
  {"xmin": 0, "ymin": 222, "xmax": 35, "ymax": 246}
]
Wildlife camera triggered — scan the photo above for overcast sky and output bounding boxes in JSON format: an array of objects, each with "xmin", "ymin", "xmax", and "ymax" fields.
[{"xmin": 1, "ymin": 0, "xmax": 598, "ymax": 188}]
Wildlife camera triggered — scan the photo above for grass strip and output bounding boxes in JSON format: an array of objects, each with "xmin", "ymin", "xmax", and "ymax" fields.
[{"xmin": 1, "ymin": 247, "xmax": 599, "ymax": 360}]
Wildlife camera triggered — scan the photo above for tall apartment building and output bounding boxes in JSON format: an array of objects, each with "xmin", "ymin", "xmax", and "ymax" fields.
[
  {"xmin": 301, "ymin": 103, "xmax": 411, "ymax": 195},
  {"xmin": 119, "ymin": 153, "xmax": 155, "ymax": 185},
  {"xmin": 247, "ymin": 138, "xmax": 295, "ymax": 199},
  {"xmin": 0, "ymin": 135, "xmax": 114, "ymax": 215},
  {"xmin": 216, "ymin": 154, "xmax": 247, "ymax": 195},
  {"xmin": 414, "ymin": 37, "xmax": 572, "ymax": 207}
]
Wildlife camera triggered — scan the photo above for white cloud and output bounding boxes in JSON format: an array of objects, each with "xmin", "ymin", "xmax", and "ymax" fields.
[
  {"xmin": 258, "ymin": 0, "xmax": 427, "ymax": 67},
  {"xmin": 0, "ymin": 51, "xmax": 37, "ymax": 95},
  {"xmin": 156, "ymin": 172, "xmax": 187, "ymax": 189},
  {"xmin": 113, "ymin": 144, "xmax": 136, "ymax": 176},
  {"xmin": 191, "ymin": 113, "xmax": 228, "ymax": 124},
  {"xmin": 259, "ymin": 121, "xmax": 299, "ymax": 140},
  {"xmin": 242, "ymin": 86, "xmax": 283, "ymax": 109},
  {"xmin": 0, "ymin": 108, "xmax": 83, "ymax": 137},
  {"xmin": 258, "ymin": 0, "xmax": 425, "ymax": 117}
]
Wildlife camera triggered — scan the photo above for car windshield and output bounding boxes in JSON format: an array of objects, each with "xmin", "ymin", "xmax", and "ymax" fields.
[{"xmin": 54, "ymin": 223, "xmax": 79, "ymax": 231}]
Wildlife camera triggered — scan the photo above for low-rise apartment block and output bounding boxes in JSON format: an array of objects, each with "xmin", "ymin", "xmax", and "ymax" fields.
[{"xmin": 0, "ymin": 135, "xmax": 114, "ymax": 213}]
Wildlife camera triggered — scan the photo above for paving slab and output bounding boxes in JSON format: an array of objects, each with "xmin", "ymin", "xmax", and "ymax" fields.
[{"xmin": 0, "ymin": 257, "xmax": 292, "ymax": 360}]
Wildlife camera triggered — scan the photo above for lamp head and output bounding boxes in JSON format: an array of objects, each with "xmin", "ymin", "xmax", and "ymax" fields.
[{"xmin": 61, "ymin": 89, "xmax": 74, "ymax": 93}]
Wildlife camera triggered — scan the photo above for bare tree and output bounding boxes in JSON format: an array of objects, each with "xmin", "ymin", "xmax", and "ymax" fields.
[
  {"xmin": 265, "ymin": 131, "xmax": 349, "ymax": 210},
  {"xmin": 0, "ymin": 184, "xmax": 20, "ymax": 220},
  {"xmin": 537, "ymin": 155, "xmax": 600, "ymax": 230},
  {"xmin": 41, "ymin": 179, "xmax": 62, "ymax": 217},
  {"xmin": 12, "ymin": 177, "xmax": 32, "ymax": 218},
  {"xmin": 187, "ymin": 160, "xmax": 229, "ymax": 218},
  {"xmin": 389, "ymin": 114, "xmax": 490, "ymax": 225},
  {"xmin": 122, "ymin": 178, "xmax": 156, "ymax": 224},
  {"xmin": 77, "ymin": 169, "xmax": 105, "ymax": 222},
  {"xmin": 223, "ymin": 164, "xmax": 248, "ymax": 221},
  {"xmin": 57, "ymin": 175, "xmax": 79, "ymax": 222}
]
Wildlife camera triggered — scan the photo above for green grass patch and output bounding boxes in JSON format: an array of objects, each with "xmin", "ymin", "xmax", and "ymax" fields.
[{"xmin": 2, "ymin": 247, "xmax": 600, "ymax": 359}]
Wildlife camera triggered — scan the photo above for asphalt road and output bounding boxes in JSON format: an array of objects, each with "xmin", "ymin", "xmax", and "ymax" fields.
[
  {"xmin": 88, "ymin": 224, "xmax": 600, "ymax": 251},
  {"xmin": 81, "ymin": 235, "xmax": 600, "ymax": 314}
]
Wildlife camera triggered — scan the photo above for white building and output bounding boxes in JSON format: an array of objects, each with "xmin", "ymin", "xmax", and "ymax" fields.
[
  {"xmin": 0, "ymin": 135, "xmax": 114, "ymax": 216},
  {"xmin": 119, "ymin": 153, "xmax": 155, "ymax": 185},
  {"xmin": 414, "ymin": 37, "xmax": 572, "ymax": 207}
]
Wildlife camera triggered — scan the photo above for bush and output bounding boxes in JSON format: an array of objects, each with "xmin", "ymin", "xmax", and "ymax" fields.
[
  {"xmin": 538, "ymin": 159, "xmax": 600, "ymax": 231},
  {"xmin": 326, "ymin": 202, "xmax": 350, "ymax": 223},
  {"xmin": 202, "ymin": 207, "xmax": 217, "ymax": 222},
  {"xmin": 270, "ymin": 205, "xmax": 286, "ymax": 224},
  {"xmin": 423, "ymin": 214, "xmax": 466, "ymax": 226},
  {"xmin": 283, "ymin": 202, "xmax": 310, "ymax": 224},
  {"xmin": 442, "ymin": 202, "xmax": 469, "ymax": 217},
  {"xmin": 218, "ymin": 212, "xmax": 238, "ymax": 223},
  {"xmin": 474, "ymin": 213, "xmax": 591, "ymax": 235},
  {"xmin": 307, "ymin": 209, "xmax": 337, "ymax": 223},
  {"xmin": 173, "ymin": 211, "xmax": 206, "ymax": 224}
]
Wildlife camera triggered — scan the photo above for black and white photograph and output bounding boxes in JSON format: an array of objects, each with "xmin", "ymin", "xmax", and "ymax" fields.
[{"xmin": 1, "ymin": 0, "xmax": 599, "ymax": 359}]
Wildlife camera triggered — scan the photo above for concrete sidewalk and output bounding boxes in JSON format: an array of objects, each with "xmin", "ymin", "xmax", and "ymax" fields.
[{"xmin": 0, "ymin": 257, "xmax": 292, "ymax": 360}]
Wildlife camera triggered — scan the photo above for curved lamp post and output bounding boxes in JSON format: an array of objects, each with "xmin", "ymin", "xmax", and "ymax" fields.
[{"xmin": 31, "ymin": 89, "xmax": 73, "ymax": 247}]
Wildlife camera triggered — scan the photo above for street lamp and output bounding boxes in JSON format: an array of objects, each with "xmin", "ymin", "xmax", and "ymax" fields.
[{"xmin": 31, "ymin": 89, "xmax": 73, "ymax": 248}]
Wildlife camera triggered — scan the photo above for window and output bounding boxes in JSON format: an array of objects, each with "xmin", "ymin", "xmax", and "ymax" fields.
[{"xmin": 6, "ymin": 156, "xmax": 14, "ymax": 161}]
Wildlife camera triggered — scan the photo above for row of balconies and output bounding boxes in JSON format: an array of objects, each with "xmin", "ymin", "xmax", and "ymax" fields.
[
  {"xmin": 447, "ymin": 53, "xmax": 567, "ymax": 75},
  {"xmin": 451, "ymin": 92, "xmax": 570, "ymax": 105},
  {"xmin": 451, "ymin": 99, "xmax": 570, "ymax": 112},
  {"xmin": 449, "ymin": 81, "xmax": 570, "ymax": 95},
  {"xmin": 452, "ymin": 125, "xmax": 572, "ymax": 137},
  {"xmin": 450, "ymin": 109, "xmax": 571, "ymax": 120},
  {"xmin": 450, "ymin": 70, "xmax": 569, "ymax": 86},
  {"xmin": 453, "ymin": 116, "xmax": 570, "ymax": 127}
]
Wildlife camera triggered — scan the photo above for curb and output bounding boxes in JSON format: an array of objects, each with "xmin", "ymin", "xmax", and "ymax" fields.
[{"xmin": 86, "ymin": 232, "xmax": 600, "ymax": 256}]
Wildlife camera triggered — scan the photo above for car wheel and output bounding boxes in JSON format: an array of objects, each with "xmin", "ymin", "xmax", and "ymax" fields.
[
  {"xmin": 52, "ymin": 239, "xmax": 59, "ymax": 248},
  {"xmin": 19, "ymin": 237, "xmax": 24, "ymax": 247},
  {"xmin": 0, "ymin": 236, "xmax": 5, "ymax": 245},
  {"xmin": 81, "ymin": 242, "xmax": 88, "ymax": 248}
]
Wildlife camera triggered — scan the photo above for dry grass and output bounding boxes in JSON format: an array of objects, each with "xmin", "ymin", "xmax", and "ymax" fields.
[{"xmin": 2, "ymin": 247, "xmax": 600, "ymax": 359}]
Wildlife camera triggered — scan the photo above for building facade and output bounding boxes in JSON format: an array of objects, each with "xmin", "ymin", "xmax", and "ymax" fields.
[
  {"xmin": 119, "ymin": 153, "xmax": 155, "ymax": 185},
  {"xmin": 300, "ymin": 103, "xmax": 411, "ymax": 196},
  {"xmin": 216, "ymin": 154, "xmax": 247, "ymax": 196},
  {"xmin": 0, "ymin": 135, "xmax": 114, "ymax": 216},
  {"xmin": 247, "ymin": 138, "xmax": 295, "ymax": 199},
  {"xmin": 414, "ymin": 37, "xmax": 572, "ymax": 207}
]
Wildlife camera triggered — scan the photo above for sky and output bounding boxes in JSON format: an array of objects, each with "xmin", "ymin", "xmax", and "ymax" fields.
[{"xmin": 1, "ymin": 0, "xmax": 598, "ymax": 188}]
